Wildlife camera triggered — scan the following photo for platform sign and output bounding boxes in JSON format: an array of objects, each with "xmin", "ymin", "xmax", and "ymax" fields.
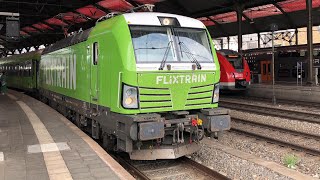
[
  {"xmin": 313, "ymin": 58, "xmax": 320, "ymax": 68},
  {"xmin": 6, "ymin": 17, "xmax": 20, "ymax": 42}
]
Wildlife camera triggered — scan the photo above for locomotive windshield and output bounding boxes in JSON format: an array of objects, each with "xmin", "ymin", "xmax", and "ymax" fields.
[
  {"xmin": 130, "ymin": 26, "xmax": 213, "ymax": 64},
  {"xmin": 226, "ymin": 56, "xmax": 243, "ymax": 70}
]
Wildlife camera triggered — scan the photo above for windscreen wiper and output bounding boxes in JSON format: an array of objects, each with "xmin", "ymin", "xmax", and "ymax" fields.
[
  {"xmin": 159, "ymin": 41, "xmax": 173, "ymax": 70},
  {"xmin": 134, "ymin": 47, "xmax": 168, "ymax": 50},
  {"xmin": 178, "ymin": 41, "xmax": 202, "ymax": 70}
]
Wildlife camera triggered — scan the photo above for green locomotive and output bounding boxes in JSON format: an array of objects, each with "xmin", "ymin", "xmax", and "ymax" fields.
[{"xmin": 0, "ymin": 12, "xmax": 230, "ymax": 160}]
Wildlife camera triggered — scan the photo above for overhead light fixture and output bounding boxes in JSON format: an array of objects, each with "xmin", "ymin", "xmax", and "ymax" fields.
[{"xmin": 0, "ymin": 12, "xmax": 20, "ymax": 16}]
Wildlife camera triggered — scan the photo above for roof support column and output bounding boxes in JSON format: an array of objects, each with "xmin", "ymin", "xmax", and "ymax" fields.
[
  {"xmin": 258, "ymin": 33, "xmax": 261, "ymax": 49},
  {"xmin": 306, "ymin": 0, "xmax": 314, "ymax": 85},
  {"xmin": 220, "ymin": 38, "xmax": 224, "ymax": 49},
  {"xmin": 236, "ymin": 5, "xmax": 243, "ymax": 54},
  {"xmin": 295, "ymin": 29, "xmax": 298, "ymax": 45},
  {"xmin": 227, "ymin": 37, "xmax": 230, "ymax": 49}
]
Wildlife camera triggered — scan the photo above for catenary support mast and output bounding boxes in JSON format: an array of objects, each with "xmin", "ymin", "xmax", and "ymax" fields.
[
  {"xmin": 236, "ymin": 5, "xmax": 243, "ymax": 54},
  {"xmin": 306, "ymin": 0, "xmax": 314, "ymax": 84}
]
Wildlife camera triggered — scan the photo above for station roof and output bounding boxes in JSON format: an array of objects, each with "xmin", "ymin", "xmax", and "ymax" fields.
[{"xmin": 0, "ymin": 0, "xmax": 320, "ymax": 56}]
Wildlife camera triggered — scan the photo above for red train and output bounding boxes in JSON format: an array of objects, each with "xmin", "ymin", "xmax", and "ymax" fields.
[{"xmin": 217, "ymin": 49, "xmax": 251, "ymax": 90}]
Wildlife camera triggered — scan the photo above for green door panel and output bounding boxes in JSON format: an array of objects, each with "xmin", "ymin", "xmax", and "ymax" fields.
[{"xmin": 90, "ymin": 42, "xmax": 99, "ymax": 104}]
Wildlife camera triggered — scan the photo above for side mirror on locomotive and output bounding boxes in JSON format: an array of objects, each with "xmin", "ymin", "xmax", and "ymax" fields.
[{"xmin": 217, "ymin": 49, "xmax": 251, "ymax": 91}]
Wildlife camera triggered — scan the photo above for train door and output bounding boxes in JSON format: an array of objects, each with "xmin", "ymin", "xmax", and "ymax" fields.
[
  {"xmin": 261, "ymin": 61, "xmax": 271, "ymax": 82},
  {"xmin": 90, "ymin": 42, "xmax": 99, "ymax": 106},
  {"xmin": 33, "ymin": 59, "xmax": 39, "ymax": 89}
]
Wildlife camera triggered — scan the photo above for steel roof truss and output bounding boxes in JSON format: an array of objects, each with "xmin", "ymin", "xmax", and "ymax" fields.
[
  {"xmin": 207, "ymin": 16, "xmax": 229, "ymax": 37},
  {"xmin": 272, "ymin": 2, "xmax": 296, "ymax": 28}
]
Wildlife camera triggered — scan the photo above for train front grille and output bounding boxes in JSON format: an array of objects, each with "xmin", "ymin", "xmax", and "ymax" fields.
[
  {"xmin": 185, "ymin": 84, "xmax": 214, "ymax": 106},
  {"xmin": 139, "ymin": 87, "xmax": 172, "ymax": 110}
]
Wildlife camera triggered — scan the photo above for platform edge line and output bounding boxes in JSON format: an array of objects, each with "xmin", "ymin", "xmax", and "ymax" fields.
[
  {"xmin": 59, "ymin": 116, "xmax": 135, "ymax": 180},
  {"xmin": 16, "ymin": 100, "xmax": 73, "ymax": 180}
]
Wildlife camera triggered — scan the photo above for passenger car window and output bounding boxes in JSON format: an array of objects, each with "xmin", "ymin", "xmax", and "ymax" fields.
[{"xmin": 93, "ymin": 42, "xmax": 99, "ymax": 65}]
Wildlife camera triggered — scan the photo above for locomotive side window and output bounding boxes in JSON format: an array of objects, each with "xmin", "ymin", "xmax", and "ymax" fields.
[{"xmin": 93, "ymin": 42, "xmax": 99, "ymax": 65}]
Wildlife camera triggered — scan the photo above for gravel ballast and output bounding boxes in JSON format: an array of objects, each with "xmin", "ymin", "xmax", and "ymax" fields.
[
  {"xmin": 216, "ymin": 130, "xmax": 320, "ymax": 178},
  {"xmin": 190, "ymin": 142, "xmax": 293, "ymax": 180},
  {"xmin": 216, "ymin": 96, "xmax": 320, "ymax": 178}
]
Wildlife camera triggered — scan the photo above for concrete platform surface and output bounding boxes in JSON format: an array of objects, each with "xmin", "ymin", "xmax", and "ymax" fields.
[
  {"xmin": 0, "ymin": 90, "xmax": 134, "ymax": 180},
  {"xmin": 248, "ymin": 83, "xmax": 320, "ymax": 103}
]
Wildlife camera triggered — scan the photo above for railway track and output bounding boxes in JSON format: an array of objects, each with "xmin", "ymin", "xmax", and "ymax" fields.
[
  {"xmin": 219, "ymin": 100, "xmax": 320, "ymax": 124},
  {"xmin": 221, "ymin": 96, "xmax": 320, "ymax": 112},
  {"xmin": 112, "ymin": 153, "xmax": 230, "ymax": 180},
  {"xmin": 231, "ymin": 118, "xmax": 320, "ymax": 156},
  {"xmin": 225, "ymin": 95, "xmax": 320, "ymax": 106}
]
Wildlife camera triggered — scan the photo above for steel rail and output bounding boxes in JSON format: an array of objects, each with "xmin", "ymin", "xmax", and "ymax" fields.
[
  {"xmin": 111, "ymin": 153, "xmax": 230, "ymax": 180},
  {"xmin": 221, "ymin": 96, "xmax": 320, "ymax": 109},
  {"xmin": 111, "ymin": 154, "xmax": 150, "ymax": 180},
  {"xmin": 230, "ymin": 121, "xmax": 320, "ymax": 156},
  {"xmin": 179, "ymin": 156, "xmax": 231, "ymax": 180},
  {"xmin": 219, "ymin": 101, "xmax": 320, "ymax": 124},
  {"xmin": 232, "ymin": 117, "xmax": 320, "ymax": 141}
]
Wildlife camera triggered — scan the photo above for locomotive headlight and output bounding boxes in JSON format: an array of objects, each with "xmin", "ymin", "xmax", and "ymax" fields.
[
  {"xmin": 162, "ymin": 18, "xmax": 171, "ymax": 25},
  {"xmin": 126, "ymin": 88, "xmax": 134, "ymax": 96},
  {"xmin": 125, "ymin": 97, "xmax": 134, "ymax": 105},
  {"xmin": 158, "ymin": 17, "xmax": 180, "ymax": 26},
  {"xmin": 122, "ymin": 84, "xmax": 139, "ymax": 109},
  {"xmin": 212, "ymin": 83, "xmax": 220, "ymax": 103}
]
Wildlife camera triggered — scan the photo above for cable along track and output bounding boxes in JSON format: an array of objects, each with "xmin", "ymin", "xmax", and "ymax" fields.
[
  {"xmin": 112, "ymin": 153, "xmax": 230, "ymax": 180},
  {"xmin": 231, "ymin": 118, "xmax": 320, "ymax": 156},
  {"xmin": 219, "ymin": 100, "xmax": 320, "ymax": 124}
]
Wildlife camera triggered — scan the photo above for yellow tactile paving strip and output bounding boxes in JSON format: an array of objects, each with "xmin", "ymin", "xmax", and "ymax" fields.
[
  {"xmin": 15, "ymin": 99, "xmax": 73, "ymax": 180},
  {"xmin": 59, "ymin": 116, "xmax": 135, "ymax": 180},
  {"xmin": 8, "ymin": 91, "xmax": 134, "ymax": 180}
]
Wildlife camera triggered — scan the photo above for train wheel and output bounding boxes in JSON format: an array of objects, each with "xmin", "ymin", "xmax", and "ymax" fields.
[{"xmin": 75, "ymin": 113, "xmax": 82, "ymax": 129}]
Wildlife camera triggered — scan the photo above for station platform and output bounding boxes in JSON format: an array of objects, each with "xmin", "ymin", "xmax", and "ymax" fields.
[
  {"xmin": 247, "ymin": 83, "xmax": 320, "ymax": 103},
  {"xmin": 0, "ymin": 90, "xmax": 134, "ymax": 180}
]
